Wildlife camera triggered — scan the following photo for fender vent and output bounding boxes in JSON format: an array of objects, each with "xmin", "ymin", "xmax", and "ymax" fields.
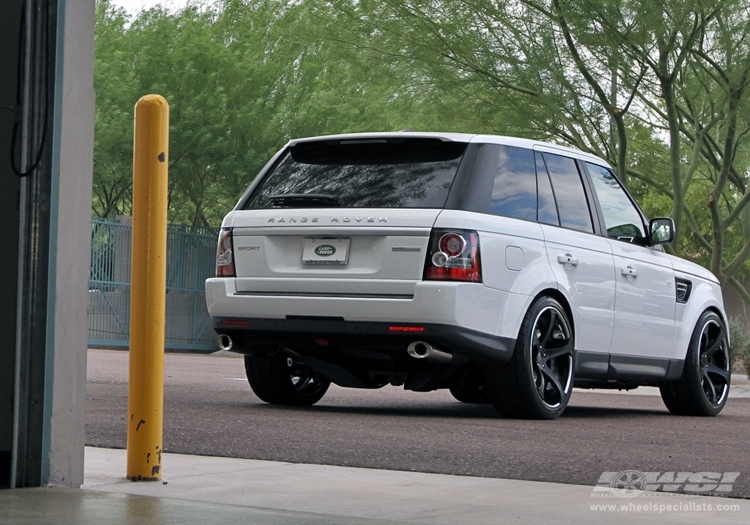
[{"xmin": 675, "ymin": 278, "xmax": 692, "ymax": 304}]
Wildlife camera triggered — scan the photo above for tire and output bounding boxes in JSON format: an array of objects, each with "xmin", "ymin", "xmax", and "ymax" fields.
[
  {"xmin": 660, "ymin": 311, "xmax": 730, "ymax": 417},
  {"xmin": 449, "ymin": 366, "xmax": 490, "ymax": 404},
  {"xmin": 449, "ymin": 384, "xmax": 489, "ymax": 404},
  {"xmin": 244, "ymin": 353, "xmax": 330, "ymax": 406},
  {"xmin": 484, "ymin": 296, "xmax": 574, "ymax": 419}
]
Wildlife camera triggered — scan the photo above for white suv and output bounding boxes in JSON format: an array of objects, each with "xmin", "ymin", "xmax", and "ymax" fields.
[{"xmin": 205, "ymin": 132, "xmax": 731, "ymax": 419}]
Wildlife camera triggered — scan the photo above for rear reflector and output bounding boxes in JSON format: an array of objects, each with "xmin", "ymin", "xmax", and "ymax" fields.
[
  {"xmin": 221, "ymin": 319, "xmax": 248, "ymax": 327},
  {"xmin": 389, "ymin": 325, "xmax": 425, "ymax": 332}
]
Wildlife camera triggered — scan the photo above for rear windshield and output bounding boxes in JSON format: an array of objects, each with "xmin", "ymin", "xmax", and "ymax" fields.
[{"xmin": 244, "ymin": 139, "xmax": 467, "ymax": 209}]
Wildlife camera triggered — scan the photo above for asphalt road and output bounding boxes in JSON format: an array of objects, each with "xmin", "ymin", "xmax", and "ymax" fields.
[{"xmin": 86, "ymin": 349, "xmax": 750, "ymax": 499}]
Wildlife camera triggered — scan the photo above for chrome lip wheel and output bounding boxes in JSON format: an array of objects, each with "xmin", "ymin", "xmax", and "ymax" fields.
[
  {"xmin": 530, "ymin": 306, "xmax": 573, "ymax": 409},
  {"xmin": 698, "ymin": 319, "xmax": 730, "ymax": 407}
]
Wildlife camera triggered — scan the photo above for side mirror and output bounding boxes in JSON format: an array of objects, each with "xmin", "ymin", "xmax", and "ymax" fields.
[{"xmin": 649, "ymin": 217, "xmax": 675, "ymax": 245}]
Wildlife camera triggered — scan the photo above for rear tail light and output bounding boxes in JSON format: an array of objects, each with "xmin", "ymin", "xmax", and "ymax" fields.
[
  {"xmin": 438, "ymin": 233, "xmax": 466, "ymax": 256},
  {"xmin": 216, "ymin": 229, "xmax": 235, "ymax": 277},
  {"xmin": 424, "ymin": 229, "xmax": 481, "ymax": 282}
]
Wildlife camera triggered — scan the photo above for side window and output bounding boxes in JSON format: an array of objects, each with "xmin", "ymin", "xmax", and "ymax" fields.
[
  {"xmin": 587, "ymin": 163, "xmax": 646, "ymax": 242},
  {"xmin": 542, "ymin": 153, "xmax": 594, "ymax": 233},
  {"xmin": 488, "ymin": 146, "xmax": 537, "ymax": 221},
  {"xmin": 535, "ymin": 152, "xmax": 559, "ymax": 225}
]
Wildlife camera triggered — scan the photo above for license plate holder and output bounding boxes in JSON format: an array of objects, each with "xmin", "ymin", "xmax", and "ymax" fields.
[{"xmin": 302, "ymin": 238, "xmax": 350, "ymax": 265}]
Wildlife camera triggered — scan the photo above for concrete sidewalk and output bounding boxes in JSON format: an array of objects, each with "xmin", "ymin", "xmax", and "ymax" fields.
[{"xmin": 2, "ymin": 447, "xmax": 747, "ymax": 525}]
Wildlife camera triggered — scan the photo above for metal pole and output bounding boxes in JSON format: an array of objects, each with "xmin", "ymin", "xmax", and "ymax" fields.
[{"xmin": 127, "ymin": 95, "xmax": 169, "ymax": 481}]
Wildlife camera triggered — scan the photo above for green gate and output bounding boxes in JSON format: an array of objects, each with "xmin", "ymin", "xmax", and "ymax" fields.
[{"xmin": 88, "ymin": 218, "xmax": 219, "ymax": 352}]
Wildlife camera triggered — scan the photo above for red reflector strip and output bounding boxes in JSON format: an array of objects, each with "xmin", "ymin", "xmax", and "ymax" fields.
[
  {"xmin": 425, "ymin": 266, "xmax": 481, "ymax": 282},
  {"xmin": 221, "ymin": 320, "xmax": 249, "ymax": 327},
  {"xmin": 388, "ymin": 326, "xmax": 425, "ymax": 332}
]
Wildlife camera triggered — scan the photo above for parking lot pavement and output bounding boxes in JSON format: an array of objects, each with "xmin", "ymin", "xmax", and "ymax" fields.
[{"xmin": 212, "ymin": 350, "xmax": 750, "ymax": 399}]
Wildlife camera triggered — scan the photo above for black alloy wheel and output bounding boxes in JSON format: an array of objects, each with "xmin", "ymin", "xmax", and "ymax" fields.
[
  {"xmin": 484, "ymin": 296, "xmax": 574, "ymax": 419},
  {"xmin": 660, "ymin": 311, "xmax": 730, "ymax": 416},
  {"xmin": 245, "ymin": 352, "xmax": 330, "ymax": 406}
]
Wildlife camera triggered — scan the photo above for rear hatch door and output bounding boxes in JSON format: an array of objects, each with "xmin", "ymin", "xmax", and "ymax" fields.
[
  {"xmin": 227, "ymin": 135, "xmax": 469, "ymax": 293},
  {"xmin": 230, "ymin": 209, "xmax": 440, "ymax": 287}
]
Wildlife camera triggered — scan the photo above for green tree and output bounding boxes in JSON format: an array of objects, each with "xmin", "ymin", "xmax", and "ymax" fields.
[
  {"xmin": 95, "ymin": 0, "xmax": 750, "ymax": 303},
  {"xmin": 325, "ymin": 0, "xmax": 750, "ymax": 300},
  {"xmin": 94, "ymin": 0, "xmax": 462, "ymax": 225},
  {"xmin": 93, "ymin": 0, "xmax": 139, "ymax": 218}
]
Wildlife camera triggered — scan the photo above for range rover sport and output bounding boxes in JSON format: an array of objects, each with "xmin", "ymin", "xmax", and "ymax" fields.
[{"xmin": 205, "ymin": 132, "xmax": 731, "ymax": 419}]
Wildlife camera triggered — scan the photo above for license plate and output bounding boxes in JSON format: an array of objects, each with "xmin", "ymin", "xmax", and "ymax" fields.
[{"xmin": 302, "ymin": 238, "xmax": 350, "ymax": 265}]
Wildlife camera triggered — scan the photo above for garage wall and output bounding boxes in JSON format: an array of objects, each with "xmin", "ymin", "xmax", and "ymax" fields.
[{"xmin": 0, "ymin": 0, "xmax": 94, "ymax": 488}]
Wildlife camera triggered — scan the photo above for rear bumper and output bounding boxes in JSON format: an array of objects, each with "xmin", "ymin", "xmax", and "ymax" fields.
[
  {"xmin": 205, "ymin": 278, "xmax": 526, "ymax": 364},
  {"xmin": 206, "ymin": 278, "xmax": 531, "ymax": 332},
  {"xmin": 212, "ymin": 317, "xmax": 516, "ymax": 365}
]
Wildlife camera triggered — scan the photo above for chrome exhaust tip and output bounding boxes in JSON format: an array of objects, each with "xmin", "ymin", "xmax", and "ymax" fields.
[
  {"xmin": 217, "ymin": 334, "xmax": 233, "ymax": 351},
  {"xmin": 407, "ymin": 341, "xmax": 454, "ymax": 363},
  {"xmin": 407, "ymin": 341, "xmax": 431, "ymax": 359}
]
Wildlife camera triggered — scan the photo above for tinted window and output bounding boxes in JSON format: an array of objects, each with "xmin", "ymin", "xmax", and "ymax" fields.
[
  {"xmin": 535, "ymin": 152, "xmax": 559, "ymax": 225},
  {"xmin": 543, "ymin": 153, "xmax": 593, "ymax": 233},
  {"xmin": 488, "ymin": 146, "xmax": 537, "ymax": 221},
  {"xmin": 587, "ymin": 163, "xmax": 646, "ymax": 242},
  {"xmin": 245, "ymin": 139, "xmax": 466, "ymax": 209}
]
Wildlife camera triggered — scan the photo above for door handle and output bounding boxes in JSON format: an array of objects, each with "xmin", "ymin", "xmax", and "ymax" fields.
[
  {"xmin": 621, "ymin": 266, "xmax": 638, "ymax": 278},
  {"xmin": 557, "ymin": 254, "xmax": 578, "ymax": 266}
]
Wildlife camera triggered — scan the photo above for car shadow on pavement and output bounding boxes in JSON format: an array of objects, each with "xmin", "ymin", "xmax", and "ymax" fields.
[
  {"xmin": 561, "ymin": 404, "xmax": 670, "ymax": 418},
  {"xmin": 244, "ymin": 400, "xmax": 669, "ymax": 420},
  {"xmin": 246, "ymin": 401, "xmax": 502, "ymax": 419}
]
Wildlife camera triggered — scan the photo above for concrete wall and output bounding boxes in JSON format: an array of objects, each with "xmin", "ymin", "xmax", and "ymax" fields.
[{"xmin": 45, "ymin": 0, "xmax": 95, "ymax": 486}]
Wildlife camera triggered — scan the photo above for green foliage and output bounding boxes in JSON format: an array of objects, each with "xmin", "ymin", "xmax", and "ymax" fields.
[
  {"xmin": 94, "ymin": 0, "xmax": 750, "ymax": 307},
  {"xmin": 94, "ymin": 1, "xmax": 139, "ymax": 218},
  {"xmin": 94, "ymin": 0, "xmax": 458, "ymax": 226},
  {"xmin": 322, "ymin": 0, "xmax": 750, "ymax": 300}
]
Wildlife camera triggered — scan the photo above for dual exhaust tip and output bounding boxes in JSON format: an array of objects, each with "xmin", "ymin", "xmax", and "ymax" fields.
[
  {"xmin": 217, "ymin": 335, "xmax": 452, "ymax": 363},
  {"xmin": 217, "ymin": 334, "xmax": 233, "ymax": 351},
  {"xmin": 407, "ymin": 341, "xmax": 455, "ymax": 363}
]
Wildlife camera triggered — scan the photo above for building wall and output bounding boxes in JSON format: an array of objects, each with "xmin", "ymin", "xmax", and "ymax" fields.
[{"xmin": 46, "ymin": 0, "xmax": 95, "ymax": 486}]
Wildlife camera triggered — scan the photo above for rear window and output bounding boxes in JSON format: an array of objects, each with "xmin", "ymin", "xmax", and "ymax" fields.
[{"xmin": 244, "ymin": 139, "xmax": 467, "ymax": 209}]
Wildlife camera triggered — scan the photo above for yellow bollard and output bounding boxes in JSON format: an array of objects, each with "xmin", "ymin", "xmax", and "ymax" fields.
[{"xmin": 127, "ymin": 95, "xmax": 169, "ymax": 481}]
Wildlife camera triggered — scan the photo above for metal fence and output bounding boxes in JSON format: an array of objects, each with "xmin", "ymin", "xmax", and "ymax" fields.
[{"xmin": 88, "ymin": 217, "xmax": 219, "ymax": 352}]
